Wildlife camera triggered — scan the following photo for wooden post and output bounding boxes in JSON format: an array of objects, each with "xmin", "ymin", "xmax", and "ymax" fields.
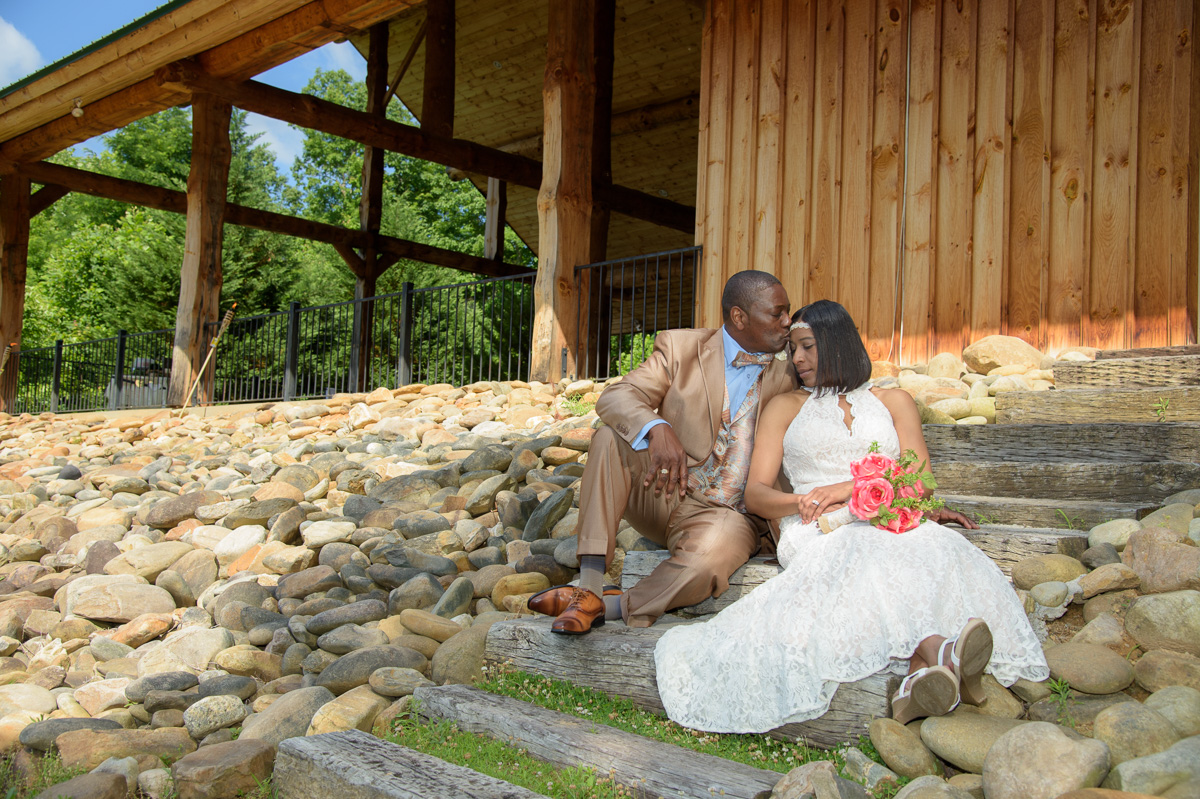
[
  {"xmin": 167, "ymin": 94, "xmax": 231, "ymax": 407},
  {"xmin": 531, "ymin": 0, "xmax": 598, "ymax": 382},
  {"xmin": 484, "ymin": 177, "xmax": 507, "ymax": 261},
  {"xmin": 585, "ymin": 0, "xmax": 615, "ymax": 380},
  {"xmin": 356, "ymin": 22, "xmax": 390, "ymax": 392},
  {"xmin": 423, "ymin": 0, "xmax": 456, "ymax": 140},
  {"xmin": 0, "ymin": 175, "xmax": 30, "ymax": 413}
]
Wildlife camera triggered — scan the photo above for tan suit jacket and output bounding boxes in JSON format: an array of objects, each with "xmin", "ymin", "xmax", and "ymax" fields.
[{"xmin": 596, "ymin": 328, "xmax": 797, "ymax": 529}]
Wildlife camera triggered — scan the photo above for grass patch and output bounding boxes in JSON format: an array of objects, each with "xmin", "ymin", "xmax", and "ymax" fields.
[
  {"xmin": 0, "ymin": 749, "xmax": 86, "ymax": 799},
  {"xmin": 383, "ymin": 707, "xmax": 633, "ymax": 798},
  {"xmin": 559, "ymin": 396, "xmax": 596, "ymax": 417}
]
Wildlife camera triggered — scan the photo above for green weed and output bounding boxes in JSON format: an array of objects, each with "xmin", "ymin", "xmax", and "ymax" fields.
[
  {"xmin": 559, "ymin": 396, "xmax": 596, "ymax": 417},
  {"xmin": 1048, "ymin": 677, "xmax": 1077, "ymax": 727},
  {"xmin": 973, "ymin": 511, "xmax": 998, "ymax": 525},
  {"xmin": 1152, "ymin": 396, "xmax": 1170, "ymax": 422},
  {"xmin": 1054, "ymin": 509, "xmax": 1084, "ymax": 530}
]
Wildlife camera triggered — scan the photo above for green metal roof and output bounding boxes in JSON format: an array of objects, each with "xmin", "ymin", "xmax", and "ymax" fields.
[{"xmin": 0, "ymin": 0, "xmax": 196, "ymax": 99}]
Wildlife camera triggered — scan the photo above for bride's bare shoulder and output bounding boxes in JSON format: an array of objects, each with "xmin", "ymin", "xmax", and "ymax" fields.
[{"xmin": 763, "ymin": 390, "xmax": 809, "ymax": 419}]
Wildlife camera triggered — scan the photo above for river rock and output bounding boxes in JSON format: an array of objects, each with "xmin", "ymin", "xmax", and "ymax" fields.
[
  {"xmin": 430, "ymin": 624, "xmax": 490, "ymax": 685},
  {"xmin": 430, "ymin": 576, "xmax": 474, "ymax": 618},
  {"xmin": 18, "ymin": 717, "xmax": 123, "ymax": 751},
  {"xmin": 240, "ymin": 685, "xmax": 334, "ymax": 746},
  {"xmin": 1013, "ymin": 555, "xmax": 1088, "ymax": 591},
  {"xmin": 1046, "ymin": 643, "xmax": 1135, "ymax": 694},
  {"xmin": 1079, "ymin": 563, "xmax": 1141, "ymax": 599},
  {"xmin": 276, "ymin": 565, "xmax": 342, "ymax": 599},
  {"xmin": 1143, "ymin": 684, "xmax": 1200, "ymax": 737},
  {"xmin": 1089, "ymin": 519, "xmax": 1141, "ymax": 552},
  {"xmin": 398, "ymin": 609, "xmax": 461, "ymax": 642},
  {"xmin": 1101, "ymin": 735, "xmax": 1200, "ymax": 796},
  {"xmin": 30, "ymin": 773, "xmax": 127, "ymax": 799},
  {"xmin": 103, "ymin": 541, "xmax": 193, "ymax": 582},
  {"xmin": 144, "ymin": 491, "xmax": 224, "ymax": 529},
  {"xmin": 981, "ymin": 722, "xmax": 1109, "ymax": 799},
  {"xmin": 171, "ymin": 738, "xmax": 276, "ymax": 799},
  {"xmin": 125, "ymin": 672, "xmax": 199, "ymax": 703},
  {"xmin": 137, "ymin": 626, "xmax": 234, "ymax": 676},
  {"xmin": 1124, "ymin": 590, "xmax": 1200, "ymax": 656},
  {"xmin": 197, "ymin": 674, "xmax": 256, "ymax": 701},
  {"xmin": 301, "ymin": 520, "xmax": 356, "ymax": 548},
  {"xmin": 868, "ymin": 717, "xmax": 942, "ymax": 779},
  {"xmin": 306, "ymin": 684, "xmax": 389, "ymax": 735},
  {"xmin": 1093, "ymin": 701, "xmax": 1181, "ymax": 765},
  {"xmin": 317, "ymin": 624, "xmax": 389, "ymax": 654},
  {"xmin": 920, "ymin": 713, "xmax": 1027, "ymax": 773},
  {"xmin": 72, "ymin": 582, "xmax": 177, "ymax": 623},
  {"xmin": 74, "ymin": 678, "xmax": 133, "ymax": 716},
  {"xmin": 182, "ymin": 694, "xmax": 247, "ymax": 739},
  {"xmin": 368, "ymin": 667, "xmax": 434, "ymax": 697},
  {"xmin": 56, "ymin": 727, "xmax": 196, "ymax": 771},
  {"xmin": 314, "ymin": 645, "xmax": 428, "ymax": 695}
]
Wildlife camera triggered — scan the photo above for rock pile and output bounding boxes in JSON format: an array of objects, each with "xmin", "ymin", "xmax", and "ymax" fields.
[
  {"xmin": 0, "ymin": 378, "xmax": 608, "ymax": 797},
  {"xmin": 874, "ymin": 334, "xmax": 1086, "ymax": 425},
  {"xmin": 770, "ymin": 494, "xmax": 1200, "ymax": 799}
]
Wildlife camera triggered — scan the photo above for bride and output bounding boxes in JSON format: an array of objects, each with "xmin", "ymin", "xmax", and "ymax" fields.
[{"xmin": 653, "ymin": 300, "xmax": 1048, "ymax": 734}]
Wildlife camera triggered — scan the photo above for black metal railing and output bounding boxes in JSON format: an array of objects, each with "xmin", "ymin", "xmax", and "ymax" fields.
[
  {"xmin": 8, "ymin": 328, "xmax": 174, "ymax": 415},
  {"xmin": 574, "ymin": 246, "xmax": 700, "ymax": 380}
]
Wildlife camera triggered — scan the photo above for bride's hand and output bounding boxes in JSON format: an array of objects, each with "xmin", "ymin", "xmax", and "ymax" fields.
[{"xmin": 797, "ymin": 482, "xmax": 853, "ymax": 524}]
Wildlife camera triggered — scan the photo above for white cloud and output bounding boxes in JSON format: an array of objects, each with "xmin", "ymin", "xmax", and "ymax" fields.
[
  {"xmin": 320, "ymin": 41, "xmax": 367, "ymax": 82},
  {"xmin": 244, "ymin": 112, "xmax": 306, "ymax": 174},
  {"xmin": 0, "ymin": 17, "xmax": 43, "ymax": 88}
]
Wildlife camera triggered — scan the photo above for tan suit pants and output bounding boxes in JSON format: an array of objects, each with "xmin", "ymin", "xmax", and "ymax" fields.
[{"xmin": 576, "ymin": 425, "xmax": 767, "ymax": 627}]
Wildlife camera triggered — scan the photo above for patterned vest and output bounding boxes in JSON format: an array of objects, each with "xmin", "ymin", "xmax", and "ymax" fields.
[{"xmin": 686, "ymin": 374, "xmax": 763, "ymax": 512}]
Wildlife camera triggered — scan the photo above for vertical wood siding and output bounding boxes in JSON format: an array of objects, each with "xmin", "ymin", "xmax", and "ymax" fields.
[{"xmin": 695, "ymin": 0, "xmax": 1198, "ymax": 361}]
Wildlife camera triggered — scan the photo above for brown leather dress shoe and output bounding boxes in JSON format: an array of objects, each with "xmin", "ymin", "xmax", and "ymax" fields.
[
  {"xmin": 528, "ymin": 584, "xmax": 621, "ymax": 617},
  {"xmin": 550, "ymin": 587, "xmax": 606, "ymax": 635}
]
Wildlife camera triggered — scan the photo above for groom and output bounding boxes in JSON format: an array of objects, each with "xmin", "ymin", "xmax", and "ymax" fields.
[{"xmin": 533, "ymin": 270, "xmax": 797, "ymax": 633}]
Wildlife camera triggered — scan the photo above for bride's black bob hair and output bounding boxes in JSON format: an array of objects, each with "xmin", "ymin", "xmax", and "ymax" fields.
[{"xmin": 792, "ymin": 300, "xmax": 872, "ymax": 392}]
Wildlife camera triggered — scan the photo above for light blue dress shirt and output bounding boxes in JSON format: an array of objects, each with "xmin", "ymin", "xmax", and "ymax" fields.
[{"xmin": 630, "ymin": 326, "xmax": 769, "ymax": 450}]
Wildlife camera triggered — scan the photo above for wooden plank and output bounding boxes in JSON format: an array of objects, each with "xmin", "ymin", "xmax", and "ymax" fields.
[
  {"xmin": 414, "ymin": 685, "xmax": 783, "ymax": 799},
  {"xmin": 1052, "ymin": 354, "xmax": 1200, "ymax": 387},
  {"xmin": 1189, "ymin": 0, "xmax": 1200, "ymax": 348},
  {"xmin": 934, "ymin": 459, "xmax": 1200, "ymax": 500},
  {"xmin": 936, "ymin": 494, "xmax": 1152, "ymax": 529},
  {"xmin": 867, "ymin": 0, "xmax": 907, "ymax": 361},
  {"xmin": 273, "ymin": 729, "xmax": 550, "ymax": 799},
  {"xmin": 923, "ymin": 421, "xmax": 1200, "ymax": 462},
  {"xmin": 0, "ymin": 175, "xmax": 30, "ymax": 413},
  {"xmin": 970, "ymin": 0, "xmax": 1014, "ymax": 341},
  {"xmin": 726, "ymin": 0, "xmax": 760, "ymax": 286},
  {"xmin": 899, "ymin": 0, "xmax": 940, "ymax": 363},
  {"xmin": 699, "ymin": 0, "xmax": 734, "ymax": 327},
  {"xmin": 1088, "ymin": 0, "xmax": 1138, "ymax": 350},
  {"xmin": 484, "ymin": 178, "xmax": 507, "ymax": 261},
  {"xmin": 1007, "ymin": 0, "xmax": 1054, "ymax": 348},
  {"xmin": 167, "ymin": 95, "xmax": 231, "ymax": 408},
  {"xmin": 1045, "ymin": 0, "xmax": 1095, "ymax": 352},
  {"xmin": 1166, "ymin": 0, "xmax": 1194, "ymax": 346},
  {"xmin": 994, "ymin": 386, "xmax": 1200, "ymax": 424},
  {"xmin": 932, "ymin": 0, "xmax": 976, "ymax": 356},
  {"xmin": 751, "ymin": 0, "xmax": 786, "ymax": 290},
  {"xmin": 1133, "ymin": 0, "xmax": 1179, "ymax": 347},
  {"xmin": 807, "ymin": 0, "xmax": 844, "ymax": 304},
  {"xmin": 957, "ymin": 524, "xmax": 1090, "ymax": 574},
  {"xmin": 483, "ymin": 616, "xmax": 894, "ymax": 749},
  {"xmin": 421, "ymin": 0, "xmax": 456, "ymax": 140},
  {"xmin": 530, "ymin": 2, "xmax": 595, "ymax": 382},
  {"xmin": 779, "ymin": 0, "xmax": 816, "ymax": 314},
  {"xmin": 837, "ymin": 0, "xmax": 875, "ymax": 329},
  {"xmin": 1097, "ymin": 344, "xmax": 1200, "ymax": 359}
]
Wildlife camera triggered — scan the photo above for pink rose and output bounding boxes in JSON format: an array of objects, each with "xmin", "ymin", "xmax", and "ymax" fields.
[
  {"xmin": 884, "ymin": 506, "xmax": 923, "ymax": 534},
  {"xmin": 896, "ymin": 482, "xmax": 922, "ymax": 500},
  {"xmin": 851, "ymin": 453, "xmax": 896, "ymax": 481},
  {"xmin": 850, "ymin": 477, "xmax": 894, "ymax": 521}
]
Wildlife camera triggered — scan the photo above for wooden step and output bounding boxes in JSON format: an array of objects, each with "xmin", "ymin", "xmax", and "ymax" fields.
[
  {"xmin": 414, "ymin": 684, "xmax": 785, "ymax": 799},
  {"xmin": 483, "ymin": 616, "xmax": 894, "ymax": 749},
  {"xmin": 923, "ymin": 422, "xmax": 1200, "ymax": 463},
  {"xmin": 1052, "ymin": 355, "xmax": 1200, "ymax": 388},
  {"xmin": 1096, "ymin": 344, "xmax": 1200, "ymax": 360},
  {"xmin": 623, "ymin": 524, "xmax": 1086, "ymax": 611},
  {"xmin": 938, "ymin": 494, "xmax": 1151, "ymax": 529},
  {"xmin": 273, "ymin": 729, "xmax": 549, "ymax": 799},
  {"xmin": 935, "ymin": 460, "xmax": 1200, "ymax": 502},
  {"xmin": 994, "ymin": 386, "xmax": 1200, "ymax": 424}
]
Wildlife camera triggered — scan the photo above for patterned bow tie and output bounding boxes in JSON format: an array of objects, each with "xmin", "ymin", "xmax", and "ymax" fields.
[{"xmin": 732, "ymin": 350, "xmax": 776, "ymax": 368}]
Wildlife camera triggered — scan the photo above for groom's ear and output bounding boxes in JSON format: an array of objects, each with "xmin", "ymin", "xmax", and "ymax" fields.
[{"xmin": 728, "ymin": 305, "xmax": 747, "ymax": 330}]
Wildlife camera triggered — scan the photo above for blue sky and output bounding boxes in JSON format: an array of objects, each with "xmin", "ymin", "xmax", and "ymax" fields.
[{"xmin": 0, "ymin": 1, "xmax": 368, "ymax": 173}]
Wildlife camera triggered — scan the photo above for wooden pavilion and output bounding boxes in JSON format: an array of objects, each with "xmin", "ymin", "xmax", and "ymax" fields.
[{"xmin": 0, "ymin": 0, "xmax": 1197, "ymax": 411}]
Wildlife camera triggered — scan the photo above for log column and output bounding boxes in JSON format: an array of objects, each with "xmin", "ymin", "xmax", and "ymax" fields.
[
  {"xmin": 531, "ymin": 0, "xmax": 600, "ymax": 382},
  {"xmin": 0, "ymin": 175, "xmax": 30, "ymax": 412},
  {"xmin": 167, "ymin": 95, "xmax": 231, "ymax": 406}
]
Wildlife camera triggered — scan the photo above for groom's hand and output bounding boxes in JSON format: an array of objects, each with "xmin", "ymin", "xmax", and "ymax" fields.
[{"xmin": 644, "ymin": 424, "xmax": 689, "ymax": 498}]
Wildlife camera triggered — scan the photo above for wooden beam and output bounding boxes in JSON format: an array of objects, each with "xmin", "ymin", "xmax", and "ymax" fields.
[
  {"xmin": 583, "ymin": 0, "xmax": 616, "ymax": 377},
  {"xmin": 14, "ymin": 160, "xmax": 533, "ymax": 279},
  {"xmin": 484, "ymin": 178, "xmax": 507, "ymax": 261},
  {"xmin": 382, "ymin": 18, "xmax": 427, "ymax": 109},
  {"xmin": 154, "ymin": 62, "xmax": 694, "ymax": 234},
  {"xmin": 167, "ymin": 95, "xmax": 231, "ymax": 407},
  {"xmin": 531, "ymin": 1, "xmax": 597, "ymax": 382},
  {"xmin": 422, "ymin": 0, "xmax": 455, "ymax": 140},
  {"xmin": 29, "ymin": 185, "xmax": 69, "ymax": 217},
  {"xmin": 0, "ymin": 0, "xmax": 422, "ymax": 164},
  {"xmin": 0, "ymin": 175, "xmax": 30, "ymax": 413}
]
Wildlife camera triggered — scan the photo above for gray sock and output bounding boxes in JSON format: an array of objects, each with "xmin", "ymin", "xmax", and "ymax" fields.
[
  {"xmin": 579, "ymin": 554, "xmax": 605, "ymax": 596},
  {"xmin": 603, "ymin": 594, "xmax": 623, "ymax": 621}
]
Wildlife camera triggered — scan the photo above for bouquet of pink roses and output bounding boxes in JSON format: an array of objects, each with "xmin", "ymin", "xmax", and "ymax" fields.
[{"xmin": 818, "ymin": 443, "xmax": 944, "ymax": 534}]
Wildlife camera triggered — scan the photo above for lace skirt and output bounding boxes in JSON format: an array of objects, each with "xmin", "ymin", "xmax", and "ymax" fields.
[{"xmin": 653, "ymin": 519, "xmax": 1049, "ymax": 733}]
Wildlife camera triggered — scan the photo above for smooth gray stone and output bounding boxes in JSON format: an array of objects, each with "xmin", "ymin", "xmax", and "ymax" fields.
[
  {"xmin": 366, "ymin": 563, "xmax": 421, "ymax": 590},
  {"xmin": 393, "ymin": 511, "xmax": 452, "ymax": 540},
  {"xmin": 143, "ymin": 689, "xmax": 202, "ymax": 714},
  {"xmin": 282, "ymin": 642, "xmax": 312, "ymax": 676},
  {"xmin": 315, "ymin": 645, "xmax": 428, "ymax": 695},
  {"xmin": 305, "ymin": 599, "xmax": 388, "ymax": 635},
  {"xmin": 342, "ymin": 495, "xmax": 383, "ymax": 522},
  {"xmin": 198, "ymin": 674, "xmax": 258, "ymax": 701},
  {"xmin": 125, "ymin": 671, "xmax": 199, "ymax": 703},
  {"xmin": 404, "ymin": 549, "xmax": 458, "ymax": 577},
  {"xmin": 238, "ymin": 685, "xmax": 333, "ymax": 746},
  {"xmin": 431, "ymin": 577, "xmax": 473, "ymax": 619},
  {"xmin": 316, "ymin": 624, "xmax": 390, "ymax": 654},
  {"xmin": 468, "ymin": 546, "xmax": 505, "ymax": 569},
  {"xmin": 19, "ymin": 717, "xmax": 122, "ymax": 751},
  {"xmin": 276, "ymin": 565, "xmax": 342, "ymax": 599},
  {"xmin": 388, "ymin": 573, "xmax": 445, "ymax": 615}
]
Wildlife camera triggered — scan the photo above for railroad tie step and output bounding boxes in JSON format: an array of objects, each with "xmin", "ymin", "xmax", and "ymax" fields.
[
  {"xmin": 483, "ymin": 616, "xmax": 895, "ymax": 749},
  {"xmin": 937, "ymin": 494, "xmax": 1151, "ymax": 530},
  {"xmin": 934, "ymin": 459, "xmax": 1200, "ymax": 503},
  {"xmin": 413, "ymin": 683, "xmax": 800, "ymax": 799},
  {"xmin": 1052, "ymin": 354, "xmax": 1200, "ymax": 388},
  {"xmin": 272, "ymin": 728, "xmax": 549, "ymax": 799},
  {"xmin": 923, "ymin": 421, "xmax": 1200, "ymax": 463},
  {"xmin": 994, "ymin": 386, "xmax": 1200, "ymax": 424}
]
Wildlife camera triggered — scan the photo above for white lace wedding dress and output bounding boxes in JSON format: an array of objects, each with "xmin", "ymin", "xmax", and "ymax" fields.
[{"xmin": 653, "ymin": 385, "xmax": 1049, "ymax": 733}]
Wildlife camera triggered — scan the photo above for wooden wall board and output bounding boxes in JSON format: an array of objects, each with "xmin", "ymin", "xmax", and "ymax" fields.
[
  {"xmin": 807, "ymin": 0, "xmax": 845, "ymax": 304},
  {"xmin": 837, "ymin": 0, "xmax": 875, "ymax": 328},
  {"xmin": 779, "ymin": 0, "xmax": 817, "ymax": 319}
]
